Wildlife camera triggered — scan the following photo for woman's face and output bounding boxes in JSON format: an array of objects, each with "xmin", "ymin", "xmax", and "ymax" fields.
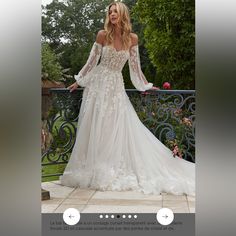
[{"xmin": 109, "ymin": 4, "xmax": 119, "ymax": 25}]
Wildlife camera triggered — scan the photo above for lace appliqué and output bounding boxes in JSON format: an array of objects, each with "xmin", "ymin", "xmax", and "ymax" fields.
[
  {"xmin": 99, "ymin": 46, "xmax": 129, "ymax": 72},
  {"xmin": 79, "ymin": 45, "xmax": 129, "ymax": 118},
  {"xmin": 60, "ymin": 41, "xmax": 195, "ymax": 197},
  {"xmin": 82, "ymin": 86, "xmax": 128, "ymax": 119}
]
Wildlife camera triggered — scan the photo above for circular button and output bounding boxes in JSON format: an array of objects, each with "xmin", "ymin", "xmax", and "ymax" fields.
[
  {"xmin": 63, "ymin": 208, "xmax": 80, "ymax": 225},
  {"xmin": 156, "ymin": 208, "xmax": 174, "ymax": 225}
]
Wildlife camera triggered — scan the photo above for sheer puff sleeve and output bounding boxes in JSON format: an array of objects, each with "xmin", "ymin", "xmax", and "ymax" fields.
[
  {"xmin": 128, "ymin": 45, "xmax": 153, "ymax": 91},
  {"xmin": 74, "ymin": 42, "xmax": 102, "ymax": 87}
]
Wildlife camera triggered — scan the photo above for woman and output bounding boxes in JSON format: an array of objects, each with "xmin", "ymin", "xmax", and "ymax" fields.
[{"xmin": 60, "ymin": 1, "xmax": 195, "ymax": 196}]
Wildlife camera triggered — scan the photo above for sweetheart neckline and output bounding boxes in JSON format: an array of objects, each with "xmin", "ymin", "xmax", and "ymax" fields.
[
  {"xmin": 103, "ymin": 45, "xmax": 129, "ymax": 53},
  {"xmin": 94, "ymin": 41, "xmax": 138, "ymax": 53}
]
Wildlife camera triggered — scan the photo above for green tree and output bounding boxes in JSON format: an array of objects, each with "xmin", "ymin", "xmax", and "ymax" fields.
[
  {"xmin": 133, "ymin": 0, "xmax": 195, "ymax": 89},
  {"xmin": 121, "ymin": 0, "xmax": 158, "ymax": 88},
  {"xmin": 41, "ymin": 0, "xmax": 161, "ymax": 88},
  {"xmin": 42, "ymin": 42, "xmax": 63, "ymax": 81},
  {"xmin": 42, "ymin": 0, "xmax": 111, "ymax": 86}
]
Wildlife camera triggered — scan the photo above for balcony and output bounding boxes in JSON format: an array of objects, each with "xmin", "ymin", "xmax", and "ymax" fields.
[{"xmin": 41, "ymin": 89, "xmax": 195, "ymax": 213}]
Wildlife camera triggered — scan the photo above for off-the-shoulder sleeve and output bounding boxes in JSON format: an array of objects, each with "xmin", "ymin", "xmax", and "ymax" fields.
[
  {"xmin": 74, "ymin": 42, "xmax": 102, "ymax": 87},
  {"xmin": 128, "ymin": 45, "xmax": 153, "ymax": 91}
]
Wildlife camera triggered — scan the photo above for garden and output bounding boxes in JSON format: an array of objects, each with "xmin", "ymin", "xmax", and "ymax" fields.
[{"xmin": 41, "ymin": 0, "xmax": 195, "ymax": 181}]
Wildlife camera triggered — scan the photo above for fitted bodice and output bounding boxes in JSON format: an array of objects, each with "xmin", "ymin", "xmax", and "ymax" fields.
[
  {"xmin": 99, "ymin": 46, "xmax": 130, "ymax": 72},
  {"xmin": 75, "ymin": 42, "xmax": 153, "ymax": 91}
]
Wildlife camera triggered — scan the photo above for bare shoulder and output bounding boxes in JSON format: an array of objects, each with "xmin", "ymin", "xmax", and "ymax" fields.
[
  {"xmin": 96, "ymin": 30, "xmax": 106, "ymax": 45},
  {"xmin": 130, "ymin": 33, "xmax": 139, "ymax": 47}
]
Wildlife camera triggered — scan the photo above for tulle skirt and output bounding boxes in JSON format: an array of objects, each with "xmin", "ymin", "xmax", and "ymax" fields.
[{"xmin": 60, "ymin": 66, "xmax": 195, "ymax": 196}]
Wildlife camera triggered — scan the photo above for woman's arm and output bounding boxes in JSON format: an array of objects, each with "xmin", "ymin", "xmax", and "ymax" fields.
[
  {"xmin": 128, "ymin": 33, "xmax": 156, "ymax": 91},
  {"xmin": 68, "ymin": 31, "xmax": 105, "ymax": 92}
]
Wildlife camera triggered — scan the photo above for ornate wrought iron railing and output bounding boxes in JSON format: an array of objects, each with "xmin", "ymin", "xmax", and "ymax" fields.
[{"xmin": 42, "ymin": 88, "xmax": 195, "ymax": 179}]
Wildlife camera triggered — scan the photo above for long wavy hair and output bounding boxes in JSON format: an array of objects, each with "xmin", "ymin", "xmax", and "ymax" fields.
[{"xmin": 104, "ymin": 2, "xmax": 132, "ymax": 50}]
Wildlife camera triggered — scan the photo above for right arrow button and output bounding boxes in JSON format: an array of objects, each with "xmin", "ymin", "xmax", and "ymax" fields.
[{"xmin": 156, "ymin": 208, "xmax": 174, "ymax": 225}]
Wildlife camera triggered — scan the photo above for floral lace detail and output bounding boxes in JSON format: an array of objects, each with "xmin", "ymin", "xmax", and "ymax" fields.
[
  {"xmin": 74, "ymin": 42, "xmax": 153, "ymax": 91},
  {"xmin": 60, "ymin": 156, "xmax": 195, "ymax": 195},
  {"xmin": 77, "ymin": 45, "xmax": 132, "ymax": 118},
  {"xmin": 81, "ymin": 74, "xmax": 128, "ymax": 118},
  {"xmin": 60, "ymin": 41, "xmax": 195, "ymax": 197},
  {"xmin": 128, "ymin": 45, "xmax": 153, "ymax": 91},
  {"xmin": 99, "ymin": 46, "xmax": 129, "ymax": 72}
]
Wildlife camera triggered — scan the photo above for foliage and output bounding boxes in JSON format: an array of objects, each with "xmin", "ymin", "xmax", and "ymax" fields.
[
  {"xmin": 42, "ymin": 0, "xmax": 111, "ymax": 86},
  {"xmin": 42, "ymin": 0, "xmax": 195, "ymax": 89},
  {"xmin": 41, "ymin": 42, "xmax": 63, "ymax": 81},
  {"xmin": 42, "ymin": 164, "xmax": 66, "ymax": 182},
  {"xmin": 41, "ymin": 0, "xmax": 157, "ymax": 87},
  {"xmin": 165, "ymin": 111, "xmax": 194, "ymax": 160},
  {"xmin": 132, "ymin": 93, "xmax": 195, "ymax": 162},
  {"xmin": 133, "ymin": 0, "xmax": 195, "ymax": 89}
]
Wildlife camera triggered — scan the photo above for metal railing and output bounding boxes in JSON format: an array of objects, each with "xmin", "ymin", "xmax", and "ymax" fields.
[{"xmin": 42, "ymin": 88, "xmax": 195, "ymax": 178}]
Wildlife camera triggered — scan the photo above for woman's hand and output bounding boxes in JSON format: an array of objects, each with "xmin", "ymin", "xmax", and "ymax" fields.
[
  {"xmin": 151, "ymin": 86, "xmax": 160, "ymax": 90},
  {"xmin": 67, "ymin": 82, "xmax": 79, "ymax": 93}
]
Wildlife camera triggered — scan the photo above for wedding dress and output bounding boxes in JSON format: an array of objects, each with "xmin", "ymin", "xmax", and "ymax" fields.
[{"xmin": 59, "ymin": 42, "xmax": 195, "ymax": 196}]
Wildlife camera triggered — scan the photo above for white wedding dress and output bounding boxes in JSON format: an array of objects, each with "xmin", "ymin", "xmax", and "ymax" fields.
[{"xmin": 60, "ymin": 42, "xmax": 195, "ymax": 196}]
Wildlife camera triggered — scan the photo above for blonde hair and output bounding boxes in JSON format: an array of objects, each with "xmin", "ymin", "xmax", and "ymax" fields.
[{"xmin": 104, "ymin": 1, "xmax": 132, "ymax": 50}]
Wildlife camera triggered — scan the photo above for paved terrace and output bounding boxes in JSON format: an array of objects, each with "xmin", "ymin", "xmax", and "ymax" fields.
[{"xmin": 42, "ymin": 181, "xmax": 195, "ymax": 214}]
